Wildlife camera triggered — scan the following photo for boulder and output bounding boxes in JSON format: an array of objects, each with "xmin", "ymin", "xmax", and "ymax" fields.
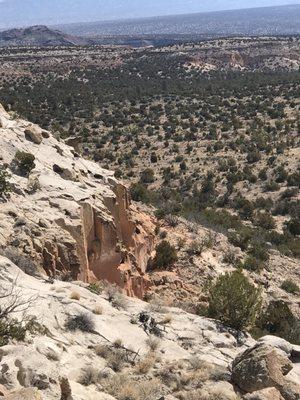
[
  {"xmin": 258, "ymin": 336, "xmax": 293, "ymax": 357},
  {"xmin": 24, "ymin": 125, "xmax": 43, "ymax": 145},
  {"xmin": 243, "ymin": 387, "xmax": 284, "ymax": 400},
  {"xmin": 232, "ymin": 343, "xmax": 300, "ymax": 400}
]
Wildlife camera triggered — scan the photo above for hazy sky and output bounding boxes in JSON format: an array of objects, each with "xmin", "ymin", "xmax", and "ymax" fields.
[{"xmin": 0, "ymin": 0, "xmax": 299, "ymax": 28}]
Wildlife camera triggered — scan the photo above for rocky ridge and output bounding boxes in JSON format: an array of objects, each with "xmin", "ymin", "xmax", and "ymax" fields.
[{"xmin": 0, "ymin": 104, "xmax": 155, "ymax": 297}]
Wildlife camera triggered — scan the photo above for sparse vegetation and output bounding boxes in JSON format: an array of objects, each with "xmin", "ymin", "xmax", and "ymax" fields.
[{"xmin": 0, "ymin": 36, "xmax": 299, "ymax": 354}]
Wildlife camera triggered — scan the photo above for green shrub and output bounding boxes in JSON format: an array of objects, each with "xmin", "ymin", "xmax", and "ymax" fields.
[
  {"xmin": 234, "ymin": 197, "xmax": 254, "ymax": 220},
  {"xmin": 153, "ymin": 240, "xmax": 177, "ymax": 270},
  {"xmin": 228, "ymin": 226, "xmax": 253, "ymax": 251},
  {"xmin": 14, "ymin": 151, "xmax": 35, "ymax": 176},
  {"xmin": 287, "ymin": 171, "xmax": 300, "ymax": 187},
  {"xmin": 254, "ymin": 212, "xmax": 276, "ymax": 230},
  {"xmin": 87, "ymin": 282, "xmax": 104, "ymax": 295},
  {"xmin": 264, "ymin": 180, "xmax": 280, "ymax": 192},
  {"xmin": 248, "ymin": 243, "xmax": 270, "ymax": 262},
  {"xmin": 0, "ymin": 319, "xmax": 27, "ymax": 346},
  {"xmin": 65, "ymin": 313, "xmax": 95, "ymax": 333},
  {"xmin": 140, "ymin": 168, "xmax": 155, "ymax": 184},
  {"xmin": 201, "ymin": 209, "xmax": 242, "ymax": 231},
  {"xmin": 257, "ymin": 300, "xmax": 300, "ymax": 344},
  {"xmin": 285, "ymin": 218, "xmax": 300, "ymax": 236},
  {"xmin": 243, "ymin": 255, "xmax": 264, "ymax": 272},
  {"xmin": 281, "ymin": 280, "xmax": 299, "ymax": 295},
  {"xmin": 0, "ymin": 316, "xmax": 46, "ymax": 347},
  {"xmin": 208, "ymin": 270, "xmax": 262, "ymax": 331}
]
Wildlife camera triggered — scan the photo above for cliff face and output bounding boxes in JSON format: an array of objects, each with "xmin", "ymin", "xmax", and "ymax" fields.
[{"xmin": 0, "ymin": 104, "xmax": 155, "ymax": 297}]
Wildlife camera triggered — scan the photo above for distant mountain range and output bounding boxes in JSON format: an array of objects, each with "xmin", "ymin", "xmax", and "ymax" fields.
[
  {"xmin": 0, "ymin": 5, "xmax": 299, "ymax": 48},
  {"xmin": 0, "ymin": 25, "xmax": 89, "ymax": 47},
  {"xmin": 0, "ymin": 0, "xmax": 299, "ymax": 29},
  {"xmin": 57, "ymin": 4, "xmax": 300, "ymax": 37}
]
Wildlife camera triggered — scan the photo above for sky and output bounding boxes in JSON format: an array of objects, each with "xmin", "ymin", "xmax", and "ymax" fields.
[{"xmin": 0, "ymin": 0, "xmax": 299, "ymax": 28}]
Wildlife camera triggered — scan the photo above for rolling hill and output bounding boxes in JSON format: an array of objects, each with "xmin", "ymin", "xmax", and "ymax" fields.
[{"xmin": 0, "ymin": 25, "xmax": 89, "ymax": 47}]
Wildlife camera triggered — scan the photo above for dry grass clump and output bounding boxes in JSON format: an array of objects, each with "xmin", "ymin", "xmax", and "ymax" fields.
[
  {"xmin": 145, "ymin": 336, "xmax": 160, "ymax": 352},
  {"xmin": 95, "ymin": 341, "xmax": 136, "ymax": 373},
  {"xmin": 105, "ymin": 284, "xmax": 128, "ymax": 310},
  {"xmin": 153, "ymin": 359, "xmax": 213, "ymax": 393},
  {"xmin": 78, "ymin": 366, "xmax": 100, "ymax": 386},
  {"xmin": 135, "ymin": 353, "xmax": 156, "ymax": 374},
  {"xmin": 70, "ymin": 291, "xmax": 81, "ymax": 300},
  {"xmin": 187, "ymin": 359, "xmax": 214, "ymax": 386},
  {"xmin": 119, "ymin": 384, "xmax": 139, "ymax": 400},
  {"xmin": 113, "ymin": 338, "xmax": 123, "ymax": 348},
  {"xmin": 103, "ymin": 374, "xmax": 163, "ymax": 400},
  {"xmin": 154, "ymin": 362, "xmax": 180, "ymax": 390},
  {"xmin": 95, "ymin": 344, "xmax": 111, "ymax": 359},
  {"xmin": 189, "ymin": 356, "xmax": 204, "ymax": 371},
  {"xmin": 93, "ymin": 305, "xmax": 103, "ymax": 315},
  {"xmin": 106, "ymin": 348, "xmax": 128, "ymax": 372}
]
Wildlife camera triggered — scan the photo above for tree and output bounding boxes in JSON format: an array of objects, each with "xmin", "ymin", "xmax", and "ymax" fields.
[
  {"xmin": 208, "ymin": 270, "xmax": 262, "ymax": 331},
  {"xmin": 153, "ymin": 241, "xmax": 177, "ymax": 270}
]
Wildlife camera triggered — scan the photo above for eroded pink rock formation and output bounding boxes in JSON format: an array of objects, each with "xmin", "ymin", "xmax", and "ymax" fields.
[{"xmin": 0, "ymin": 104, "xmax": 155, "ymax": 298}]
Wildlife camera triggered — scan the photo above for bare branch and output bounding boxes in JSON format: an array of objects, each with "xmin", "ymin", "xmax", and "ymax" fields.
[{"xmin": 0, "ymin": 279, "xmax": 37, "ymax": 320}]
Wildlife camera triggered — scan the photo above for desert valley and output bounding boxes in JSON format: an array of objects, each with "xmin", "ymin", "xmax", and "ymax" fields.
[{"xmin": 0, "ymin": 2, "xmax": 299, "ymax": 400}]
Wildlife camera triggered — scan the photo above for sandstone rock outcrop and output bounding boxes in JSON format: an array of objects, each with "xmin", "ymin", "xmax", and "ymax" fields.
[
  {"xmin": 0, "ymin": 104, "xmax": 155, "ymax": 297},
  {"xmin": 232, "ymin": 343, "xmax": 300, "ymax": 400}
]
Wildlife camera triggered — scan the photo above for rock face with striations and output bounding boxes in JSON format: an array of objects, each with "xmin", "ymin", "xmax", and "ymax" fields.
[{"xmin": 0, "ymin": 104, "xmax": 155, "ymax": 297}]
